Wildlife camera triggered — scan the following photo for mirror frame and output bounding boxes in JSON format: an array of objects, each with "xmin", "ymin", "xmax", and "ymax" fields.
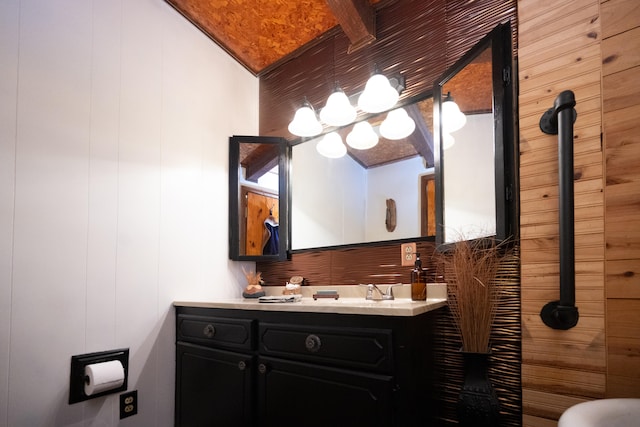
[
  {"xmin": 229, "ymin": 135, "xmax": 290, "ymax": 261},
  {"xmin": 434, "ymin": 22, "xmax": 516, "ymax": 246}
]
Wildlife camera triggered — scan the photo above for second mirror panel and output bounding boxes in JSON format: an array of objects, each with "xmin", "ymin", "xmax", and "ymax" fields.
[{"xmin": 441, "ymin": 45, "xmax": 496, "ymax": 242}]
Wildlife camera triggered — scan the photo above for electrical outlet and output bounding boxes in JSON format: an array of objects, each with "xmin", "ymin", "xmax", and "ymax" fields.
[
  {"xmin": 120, "ymin": 390, "xmax": 137, "ymax": 419},
  {"xmin": 401, "ymin": 243, "xmax": 416, "ymax": 266}
]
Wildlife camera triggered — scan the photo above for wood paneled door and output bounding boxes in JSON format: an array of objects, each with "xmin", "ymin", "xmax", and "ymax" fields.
[{"xmin": 242, "ymin": 188, "xmax": 279, "ymax": 256}]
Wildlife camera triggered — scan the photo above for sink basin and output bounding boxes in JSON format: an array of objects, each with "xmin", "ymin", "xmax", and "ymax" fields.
[{"xmin": 559, "ymin": 398, "xmax": 640, "ymax": 427}]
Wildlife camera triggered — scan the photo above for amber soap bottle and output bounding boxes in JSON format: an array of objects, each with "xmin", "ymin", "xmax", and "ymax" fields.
[{"xmin": 411, "ymin": 253, "xmax": 427, "ymax": 301}]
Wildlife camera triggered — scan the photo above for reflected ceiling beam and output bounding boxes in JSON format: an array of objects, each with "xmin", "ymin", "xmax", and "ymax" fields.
[
  {"xmin": 406, "ymin": 104, "xmax": 435, "ymax": 168},
  {"xmin": 324, "ymin": 0, "xmax": 376, "ymax": 53},
  {"xmin": 242, "ymin": 144, "xmax": 279, "ymax": 182}
]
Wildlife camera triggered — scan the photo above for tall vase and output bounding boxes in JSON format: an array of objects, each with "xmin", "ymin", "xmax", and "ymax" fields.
[{"xmin": 457, "ymin": 351, "xmax": 500, "ymax": 427}]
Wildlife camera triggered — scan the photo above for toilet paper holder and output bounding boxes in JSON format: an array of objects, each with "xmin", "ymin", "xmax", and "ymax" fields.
[{"xmin": 69, "ymin": 348, "xmax": 129, "ymax": 404}]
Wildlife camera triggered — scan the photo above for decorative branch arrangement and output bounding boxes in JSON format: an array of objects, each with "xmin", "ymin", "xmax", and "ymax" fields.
[{"xmin": 438, "ymin": 239, "xmax": 514, "ymax": 353}]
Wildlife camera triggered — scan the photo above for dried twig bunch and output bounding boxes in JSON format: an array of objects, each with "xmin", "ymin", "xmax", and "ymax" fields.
[{"xmin": 438, "ymin": 239, "xmax": 512, "ymax": 353}]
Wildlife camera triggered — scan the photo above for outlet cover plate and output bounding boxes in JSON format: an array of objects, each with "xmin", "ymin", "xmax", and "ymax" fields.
[
  {"xmin": 401, "ymin": 243, "xmax": 417, "ymax": 266},
  {"xmin": 120, "ymin": 390, "xmax": 137, "ymax": 419}
]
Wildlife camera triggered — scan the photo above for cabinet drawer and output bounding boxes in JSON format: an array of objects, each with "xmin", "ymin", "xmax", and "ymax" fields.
[
  {"xmin": 257, "ymin": 356, "xmax": 393, "ymax": 427},
  {"xmin": 259, "ymin": 323, "xmax": 393, "ymax": 373},
  {"xmin": 177, "ymin": 314, "xmax": 254, "ymax": 351}
]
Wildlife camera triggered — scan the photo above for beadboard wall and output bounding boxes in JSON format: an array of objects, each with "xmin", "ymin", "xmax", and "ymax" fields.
[{"xmin": 0, "ymin": 1, "xmax": 258, "ymax": 425}]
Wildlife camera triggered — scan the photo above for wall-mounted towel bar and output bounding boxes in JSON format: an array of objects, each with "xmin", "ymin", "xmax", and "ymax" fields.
[{"xmin": 539, "ymin": 90, "xmax": 579, "ymax": 330}]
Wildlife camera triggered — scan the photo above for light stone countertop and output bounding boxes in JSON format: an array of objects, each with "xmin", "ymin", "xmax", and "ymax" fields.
[{"xmin": 174, "ymin": 283, "xmax": 447, "ymax": 317}]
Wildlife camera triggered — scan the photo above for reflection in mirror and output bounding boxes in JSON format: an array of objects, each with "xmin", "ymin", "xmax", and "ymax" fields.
[
  {"xmin": 291, "ymin": 97, "xmax": 436, "ymax": 251},
  {"xmin": 229, "ymin": 136, "xmax": 289, "ymax": 261},
  {"xmin": 441, "ymin": 45, "xmax": 496, "ymax": 241},
  {"xmin": 434, "ymin": 22, "xmax": 515, "ymax": 246}
]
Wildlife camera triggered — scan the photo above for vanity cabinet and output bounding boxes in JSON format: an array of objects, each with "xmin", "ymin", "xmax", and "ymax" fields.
[
  {"xmin": 176, "ymin": 314, "xmax": 256, "ymax": 426},
  {"xmin": 176, "ymin": 343, "xmax": 254, "ymax": 426},
  {"xmin": 175, "ymin": 306, "xmax": 440, "ymax": 426}
]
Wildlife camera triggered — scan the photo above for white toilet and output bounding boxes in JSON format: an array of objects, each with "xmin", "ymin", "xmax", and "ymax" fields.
[{"xmin": 558, "ymin": 398, "xmax": 640, "ymax": 427}]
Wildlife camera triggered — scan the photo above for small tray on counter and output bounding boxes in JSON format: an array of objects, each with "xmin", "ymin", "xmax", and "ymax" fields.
[{"xmin": 312, "ymin": 290, "xmax": 339, "ymax": 300}]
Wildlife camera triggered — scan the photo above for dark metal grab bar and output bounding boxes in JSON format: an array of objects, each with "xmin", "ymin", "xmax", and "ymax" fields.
[{"xmin": 539, "ymin": 90, "xmax": 579, "ymax": 330}]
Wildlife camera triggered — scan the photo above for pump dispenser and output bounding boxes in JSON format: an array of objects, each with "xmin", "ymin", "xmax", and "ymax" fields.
[{"xmin": 411, "ymin": 253, "xmax": 427, "ymax": 301}]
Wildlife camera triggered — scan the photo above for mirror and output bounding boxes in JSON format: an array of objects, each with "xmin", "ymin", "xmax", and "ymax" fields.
[
  {"xmin": 291, "ymin": 97, "xmax": 436, "ymax": 251},
  {"xmin": 434, "ymin": 22, "xmax": 515, "ymax": 245},
  {"xmin": 288, "ymin": 22, "xmax": 514, "ymax": 251},
  {"xmin": 229, "ymin": 136, "xmax": 290, "ymax": 261}
]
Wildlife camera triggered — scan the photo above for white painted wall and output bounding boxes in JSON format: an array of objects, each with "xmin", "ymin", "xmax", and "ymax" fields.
[
  {"xmin": 291, "ymin": 140, "xmax": 366, "ymax": 249},
  {"xmin": 0, "ymin": 0, "xmax": 258, "ymax": 425},
  {"xmin": 365, "ymin": 157, "xmax": 428, "ymax": 242},
  {"xmin": 443, "ymin": 113, "xmax": 495, "ymax": 241},
  {"xmin": 291, "ymin": 140, "xmax": 428, "ymax": 249}
]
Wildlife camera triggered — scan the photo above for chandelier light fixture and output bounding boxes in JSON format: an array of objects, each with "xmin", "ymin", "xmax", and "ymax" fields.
[
  {"xmin": 357, "ymin": 71, "xmax": 400, "ymax": 114},
  {"xmin": 443, "ymin": 132, "xmax": 455, "ymax": 150},
  {"xmin": 288, "ymin": 98, "xmax": 323, "ymax": 137},
  {"xmin": 441, "ymin": 91, "xmax": 467, "ymax": 133},
  {"xmin": 380, "ymin": 107, "xmax": 416, "ymax": 140},
  {"xmin": 319, "ymin": 86, "xmax": 357, "ymax": 127},
  {"xmin": 289, "ymin": 69, "xmax": 414, "ymax": 158},
  {"xmin": 346, "ymin": 121, "xmax": 379, "ymax": 150},
  {"xmin": 316, "ymin": 132, "xmax": 347, "ymax": 158}
]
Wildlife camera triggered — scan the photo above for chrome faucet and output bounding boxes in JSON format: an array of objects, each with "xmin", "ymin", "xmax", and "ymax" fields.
[{"xmin": 363, "ymin": 284, "xmax": 400, "ymax": 301}]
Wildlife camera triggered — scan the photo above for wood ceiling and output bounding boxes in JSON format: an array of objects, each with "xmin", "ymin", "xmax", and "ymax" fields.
[{"xmin": 165, "ymin": 0, "xmax": 383, "ymax": 76}]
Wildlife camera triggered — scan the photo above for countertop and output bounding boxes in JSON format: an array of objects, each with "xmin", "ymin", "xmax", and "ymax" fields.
[{"xmin": 174, "ymin": 283, "xmax": 447, "ymax": 317}]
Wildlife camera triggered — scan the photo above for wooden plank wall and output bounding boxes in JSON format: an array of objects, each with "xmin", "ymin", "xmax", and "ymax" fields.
[
  {"xmin": 520, "ymin": 0, "xmax": 640, "ymax": 424},
  {"xmin": 518, "ymin": 0, "xmax": 607, "ymax": 424},
  {"xmin": 601, "ymin": 0, "xmax": 640, "ymax": 398}
]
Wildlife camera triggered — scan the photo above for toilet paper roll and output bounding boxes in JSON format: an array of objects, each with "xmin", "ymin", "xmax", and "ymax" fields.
[{"xmin": 84, "ymin": 360, "xmax": 125, "ymax": 396}]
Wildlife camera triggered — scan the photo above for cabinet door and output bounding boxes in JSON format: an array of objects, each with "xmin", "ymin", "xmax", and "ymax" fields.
[
  {"xmin": 257, "ymin": 356, "xmax": 394, "ymax": 427},
  {"xmin": 176, "ymin": 342, "xmax": 254, "ymax": 427}
]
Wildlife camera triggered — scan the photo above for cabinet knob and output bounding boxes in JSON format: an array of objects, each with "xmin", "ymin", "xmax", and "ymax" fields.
[
  {"xmin": 203, "ymin": 324, "xmax": 216, "ymax": 338},
  {"xmin": 305, "ymin": 334, "xmax": 322, "ymax": 353},
  {"xmin": 238, "ymin": 361, "xmax": 246, "ymax": 371},
  {"xmin": 258, "ymin": 363, "xmax": 267, "ymax": 374}
]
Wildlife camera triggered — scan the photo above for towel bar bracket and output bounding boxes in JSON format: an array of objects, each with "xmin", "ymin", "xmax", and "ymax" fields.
[
  {"xmin": 541, "ymin": 300, "xmax": 579, "ymax": 330},
  {"xmin": 539, "ymin": 91, "xmax": 577, "ymax": 135}
]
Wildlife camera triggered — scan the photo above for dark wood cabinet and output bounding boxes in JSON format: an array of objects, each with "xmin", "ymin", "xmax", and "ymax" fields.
[
  {"xmin": 176, "ymin": 342, "xmax": 254, "ymax": 427},
  {"xmin": 175, "ymin": 306, "xmax": 440, "ymax": 426},
  {"xmin": 257, "ymin": 356, "xmax": 393, "ymax": 427}
]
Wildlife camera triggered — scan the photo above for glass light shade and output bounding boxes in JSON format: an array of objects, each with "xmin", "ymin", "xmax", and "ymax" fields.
[
  {"xmin": 319, "ymin": 89, "xmax": 357, "ymax": 127},
  {"xmin": 346, "ymin": 121, "xmax": 379, "ymax": 150},
  {"xmin": 316, "ymin": 132, "xmax": 347, "ymax": 158},
  {"xmin": 379, "ymin": 108, "xmax": 416, "ymax": 140},
  {"xmin": 288, "ymin": 103, "xmax": 322, "ymax": 137},
  {"xmin": 357, "ymin": 73, "xmax": 400, "ymax": 113},
  {"xmin": 442, "ymin": 99, "xmax": 467, "ymax": 133},
  {"xmin": 443, "ymin": 132, "xmax": 455, "ymax": 150}
]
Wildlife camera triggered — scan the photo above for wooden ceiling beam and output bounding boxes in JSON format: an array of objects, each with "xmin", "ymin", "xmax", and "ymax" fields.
[
  {"xmin": 324, "ymin": 0, "xmax": 376, "ymax": 53},
  {"xmin": 242, "ymin": 145, "xmax": 279, "ymax": 183},
  {"xmin": 406, "ymin": 104, "xmax": 435, "ymax": 168}
]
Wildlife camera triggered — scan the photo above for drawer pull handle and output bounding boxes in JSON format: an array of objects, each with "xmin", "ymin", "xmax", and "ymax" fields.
[
  {"xmin": 238, "ymin": 361, "xmax": 246, "ymax": 371},
  {"xmin": 258, "ymin": 363, "xmax": 267, "ymax": 374},
  {"xmin": 203, "ymin": 324, "xmax": 216, "ymax": 338},
  {"xmin": 305, "ymin": 334, "xmax": 322, "ymax": 353}
]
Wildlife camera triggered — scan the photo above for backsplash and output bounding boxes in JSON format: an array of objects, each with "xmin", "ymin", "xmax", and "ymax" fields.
[{"xmin": 257, "ymin": 240, "xmax": 438, "ymax": 287}]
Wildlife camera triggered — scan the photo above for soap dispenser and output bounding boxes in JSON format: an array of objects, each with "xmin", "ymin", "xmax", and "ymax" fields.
[{"xmin": 411, "ymin": 253, "xmax": 427, "ymax": 301}]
